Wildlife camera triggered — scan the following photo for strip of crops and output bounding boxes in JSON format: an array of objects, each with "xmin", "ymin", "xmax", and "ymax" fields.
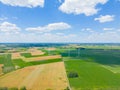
[
  {"xmin": 13, "ymin": 58, "xmax": 62, "ymax": 68},
  {"xmin": 0, "ymin": 54, "xmax": 15, "ymax": 73}
]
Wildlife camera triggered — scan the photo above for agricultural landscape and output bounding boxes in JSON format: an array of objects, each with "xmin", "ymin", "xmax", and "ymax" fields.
[
  {"xmin": 0, "ymin": 43, "xmax": 120, "ymax": 90},
  {"xmin": 0, "ymin": 0, "xmax": 120, "ymax": 89}
]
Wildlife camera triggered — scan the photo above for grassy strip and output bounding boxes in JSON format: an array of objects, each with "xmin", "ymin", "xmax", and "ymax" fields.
[
  {"xmin": 0, "ymin": 54, "xmax": 15, "ymax": 73},
  {"xmin": 13, "ymin": 58, "xmax": 62, "ymax": 68}
]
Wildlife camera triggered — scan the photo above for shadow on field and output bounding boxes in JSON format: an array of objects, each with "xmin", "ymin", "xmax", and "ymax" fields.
[{"xmin": 61, "ymin": 49, "xmax": 120, "ymax": 65}]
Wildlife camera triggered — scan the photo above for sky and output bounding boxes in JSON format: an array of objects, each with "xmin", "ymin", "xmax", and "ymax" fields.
[{"xmin": 0, "ymin": 0, "xmax": 120, "ymax": 43}]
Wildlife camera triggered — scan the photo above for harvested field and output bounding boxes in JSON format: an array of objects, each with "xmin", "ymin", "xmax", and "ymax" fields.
[
  {"xmin": 28, "ymin": 48, "xmax": 45, "ymax": 56},
  {"xmin": 46, "ymin": 47, "xmax": 57, "ymax": 51},
  {"xmin": 12, "ymin": 53, "xmax": 21, "ymax": 59},
  {"xmin": 25, "ymin": 55, "xmax": 62, "ymax": 62},
  {"xmin": 0, "ymin": 62, "xmax": 68, "ymax": 90},
  {"xmin": 0, "ymin": 64, "xmax": 3, "ymax": 75}
]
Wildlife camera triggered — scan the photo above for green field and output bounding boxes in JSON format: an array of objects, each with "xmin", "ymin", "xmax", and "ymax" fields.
[
  {"xmin": 12, "ymin": 58, "xmax": 62, "ymax": 68},
  {"xmin": 0, "ymin": 54, "xmax": 15, "ymax": 73},
  {"xmin": 62, "ymin": 49, "xmax": 120, "ymax": 89},
  {"xmin": 0, "ymin": 51, "xmax": 62, "ymax": 74},
  {"xmin": 20, "ymin": 52, "xmax": 49, "ymax": 58}
]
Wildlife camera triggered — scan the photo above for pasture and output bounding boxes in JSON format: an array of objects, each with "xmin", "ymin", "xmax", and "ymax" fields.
[{"xmin": 0, "ymin": 62, "xmax": 68, "ymax": 90}]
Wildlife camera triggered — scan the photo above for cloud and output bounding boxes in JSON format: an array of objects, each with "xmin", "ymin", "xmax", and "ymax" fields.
[
  {"xmin": 87, "ymin": 31, "xmax": 120, "ymax": 42},
  {"xmin": 95, "ymin": 15, "xmax": 114, "ymax": 23},
  {"xmin": 0, "ymin": 16, "xmax": 8, "ymax": 21},
  {"xmin": 103, "ymin": 28, "xmax": 114, "ymax": 31},
  {"xmin": 117, "ymin": 29, "xmax": 120, "ymax": 32},
  {"xmin": 81, "ymin": 28, "xmax": 94, "ymax": 32},
  {"xmin": 0, "ymin": 32, "xmax": 78, "ymax": 42},
  {"xmin": 26, "ymin": 22, "xmax": 71, "ymax": 33},
  {"xmin": 0, "ymin": 22, "xmax": 21, "ymax": 33},
  {"xmin": 59, "ymin": 0, "xmax": 108, "ymax": 16},
  {"xmin": 0, "ymin": 0, "xmax": 44, "ymax": 8},
  {"xmin": 58, "ymin": 0, "xmax": 62, "ymax": 3}
]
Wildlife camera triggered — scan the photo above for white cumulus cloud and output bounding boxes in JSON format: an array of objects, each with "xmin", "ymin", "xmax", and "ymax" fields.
[
  {"xmin": 0, "ymin": 22, "xmax": 21, "ymax": 33},
  {"xmin": 95, "ymin": 15, "xmax": 114, "ymax": 23},
  {"xmin": 59, "ymin": 0, "xmax": 108, "ymax": 16},
  {"xmin": 103, "ymin": 28, "xmax": 114, "ymax": 31},
  {"xmin": 81, "ymin": 28, "xmax": 94, "ymax": 32},
  {"xmin": 26, "ymin": 22, "xmax": 71, "ymax": 33},
  {"xmin": 0, "ymin": 0, "xmax": 44, "ymax": 8}
]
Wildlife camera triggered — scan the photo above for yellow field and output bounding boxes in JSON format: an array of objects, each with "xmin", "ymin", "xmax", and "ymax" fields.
[
  {"xmin": 46, "ymin": 47, "xmax": 57, "ymax": 51},
  {"xmin": 11, "ymin": 53, "xmax": 21, "ymax": 59},
  {"xmin": 24, "ymin": 55, "xmax": 62, "ymax": 62},
  {"xmin": 0, "ymin": 62, "xmax": 68, "ymax": 90},
  {"xmin": 0, "ymin": 64, "xmax": 3, "ymax": 75},
  {"xmin": 28, "ymin": 48, "xmax": 45, "ymax": 56}
]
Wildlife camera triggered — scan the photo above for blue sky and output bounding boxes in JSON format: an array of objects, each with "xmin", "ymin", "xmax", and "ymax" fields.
[{"xmin": 0, "ymin": 0, "xmax": 120, "ymax": 43}]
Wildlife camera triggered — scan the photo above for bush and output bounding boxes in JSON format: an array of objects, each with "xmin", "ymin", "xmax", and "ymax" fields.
[
  {"xmin": 64, "ymin": 86, "xmax": 70, "ymax": 90},
  {"xmin": 68, "ymin": 72, "xmax": 79, "ymax": 78},
  {"xmin": 20, "ymin": 86, "xmax": 26, "ymax": 90}
]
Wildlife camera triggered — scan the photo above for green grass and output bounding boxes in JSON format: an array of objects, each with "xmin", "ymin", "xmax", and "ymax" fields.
[
  {"xmin": 20, "ymin": 52, "xmax": 49, "ymax": 58},
  {"xmin": 64, "ymin": 59, "xmax": 120, "ymax": 90},
  {"xmin": 20, "ymin": 53, "xmax": 33, "ymax": 58},
  {"xmin": 0, "ymin": 54, "xmax": 15, "ymax": 73},
  {"xmin": 12, "ymin": 58, "xmax": 62, "ymax": 68},
  {"xmin": 101, "ymin": 65, "xmax": 120, "ymax": 73}
]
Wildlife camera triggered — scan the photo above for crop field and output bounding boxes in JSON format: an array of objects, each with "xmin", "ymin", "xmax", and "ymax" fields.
[
  {"xmin": 62, "ymin": 48, "xmax": 120, "ymax": 89},
  {"xmin": 11, "ymin": 52, "xmax": 21, "ymax": 59},
  {"xmin": 28, "ymin": 48, "xmax": 45, "ymax": 56},
  {"xmin": 20, "ymin": 52, "xmax": 48, "ymax": 58},
  {"xmin": 0, "ymin": 54, "xmax": 15, "ymax": 73},
  {"xmin": 13, "ymin": 58, "xmax": 62, "ymax": 68},
  {"xmin": 0, "ymin": 44, "xmax": 120, "ymax": 90},
  {"xmin": 0, "ymin": 62, "xmax": 68, "ymax": 90},
  {"xmin": 20, "ymin": 48, "xmax": 48, "ymax": 58},
  {"xmin": 0, "ymin": 64, "xmax": 3, "ymax": 75},
  {"xmin": 24, "ymin": 55, "xmax": 62, "ymax": 62}
]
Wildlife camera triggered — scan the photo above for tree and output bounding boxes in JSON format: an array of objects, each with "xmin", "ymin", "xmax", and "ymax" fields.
[
  {"xmin": 20, "ymin": 86, "xmax": 26, "ymax": 90},
  {"xmin": 68, "ymin": 71, "xmax": 79, "ymax": 78}
]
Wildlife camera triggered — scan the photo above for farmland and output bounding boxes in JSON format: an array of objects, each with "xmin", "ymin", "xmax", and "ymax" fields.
[
  {"xmin": 0, "ymin": 62, "xmax": 68, "ymax": 90},
  {"xmin": 23, "ymin": 55, "xmax": 62, "ymax": 62},
  {"xmin": 0, "ymin": 43, "xmax": 120, "ymax": 90},
  {"xmin": 62, "ymin": 48, "xmax": 120, "ymax": 90},
  {"xmin": 0, "ymin": 64, "xmax": 3, "ymax": 75},
  {"xmin": 0, "ymin": 54, "xmax": 15, "ymax": 73}
]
